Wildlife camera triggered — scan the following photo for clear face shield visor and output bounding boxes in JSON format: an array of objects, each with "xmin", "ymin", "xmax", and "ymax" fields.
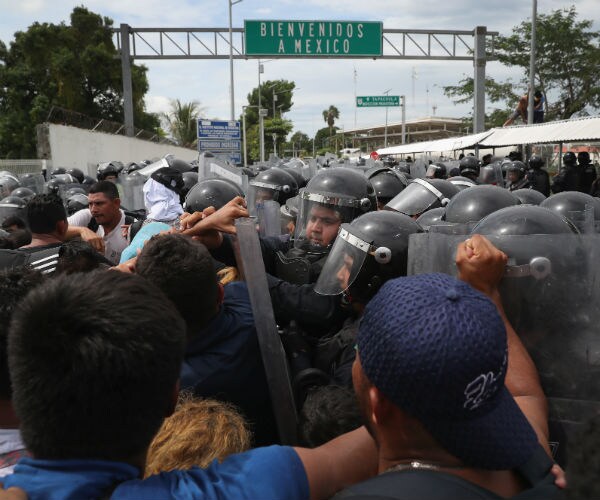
[{"xmin": 385, "ymin": 178, "xmax": 449, "ymax": 217}]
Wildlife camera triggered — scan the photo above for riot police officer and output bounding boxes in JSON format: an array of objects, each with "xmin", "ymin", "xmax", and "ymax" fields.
[
  {"xmin": 458, "ymin": 156, "xmax": 481, "ymax": 183},
  {"xmin": 577, "ymin": 151, "xmax": 597, "ymax": 193},
  {"xmin": 527, "ymin": 155, "xmax": 550, "ymax": 196},
  {"xmin": 505, "ymin": 161, "xmax": 531, "ymax": 191},
  {"xmin": 552, "ymin": 151, "xmax": 596, "ymax": 194}
]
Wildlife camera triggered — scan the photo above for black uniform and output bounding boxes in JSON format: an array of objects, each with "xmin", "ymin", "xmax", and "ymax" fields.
[{"xmin": 527, "ymin": 169, "xmax": 550, "ymax": 196}]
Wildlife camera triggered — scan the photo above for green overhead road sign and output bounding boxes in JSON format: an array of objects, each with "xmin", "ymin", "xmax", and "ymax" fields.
[
  {"xmin": 244, "ymin": 20, "xmax": 382, "ymax": 57},
  {"xmin": 356, "ymin": 95, "xmax": 400, "ymax": 107}
]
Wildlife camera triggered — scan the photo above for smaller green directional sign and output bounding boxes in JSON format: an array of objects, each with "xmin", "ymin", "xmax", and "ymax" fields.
[{"xmin": 356, "ymin": 95, "xmax": 400, "ymax": 107}]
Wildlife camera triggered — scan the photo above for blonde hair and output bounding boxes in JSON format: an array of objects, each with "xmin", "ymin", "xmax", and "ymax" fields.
[{"xmin": 144, "ymin": 394, "xmax": 252, "ymax": 477}]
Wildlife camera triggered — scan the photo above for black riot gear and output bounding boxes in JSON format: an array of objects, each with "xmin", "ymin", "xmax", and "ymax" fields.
[
  {"xmin": 448, "ymin": 176, "xmax": 476, "ymax": 191},
  {"xmin": 511, "ymin": 188, "xmax": 546, "ymax": 205},
  {"xmin": 185, "ymin": 178, "xmax": 244, "ymax": 213},
  {"xmin": 122, "ymin": 162, "xmax": 143, "ymax": 175},
  {"xmin": 280, "ymin": 167, "xmax": 308, "ymax": 189},
  {"xmin": 0, "ymin": 196, "xmax": 27, "ymax": 225},
  {"xmin": 166, "ymin": 156, "xmax": 194, "ymax": 173},
  {"xmin": 526, "ymin": 156, "xmax": 551, "ymax": 196},
  {"xmin": 384, "ymin": 178, "xmax": 459, "ymax": 218},
  {"xmin": 442, "ymin": 185, "xmax": 519, "ymax": 224},
  {"xmin": 66, "ymin": 193, "xmax": 89, "ymax": 216},
  {"xmin": 97, "ymin": 162, "xmax": 120, "ymax": 181},
  {"xmin": 10, "ymin": 187, "xmax": 36, "ymax": 203},
  {"xmin": 458, "ymin": 156, "xmax": 481, "ymax": 182},
  {"xmin": 181, "ymin": 172, "xmax": 199, "ymax": 198},
  {"xmin": 150, "ymin": 167, "xmax": 184, "ymax": 195},
  {"xmin": 563, "ymin": 152, "xmax": 577, "ymax": 166},
  {"xmin": 314, "ymin": 210, "xmax": 423, "ymax": 303},
  {"xmin": 0, "ymin": 174, "xmax": 21, "ymax": 199},
  {"xmin": 506, "ymin": 161, "xmax": 530, "ymax": 191},
  {"xmin": 294, "ymin": 168, "xmax": 376, "ymax": 256},
  {"xmin": 66, "ymin": 168, "xmax": 85, "ymax": 184},
  {"xmin": 365, "ymin": 166, "xmax": 410, "ymax": 208},
  {"xmin": 82, "ymin": 175, "xmax": 95, "ymax": 190},
  {"xmin": 44, "ymin": 177, "xmax": 67, "ymax": 196},
  {"xmin": 552, "ymin": 151, "xmax": 597, "ymax": 194},
  {"xmin": 425, "ymin": 162, "xmax": 447, "ymax": 179},
  {"xmin": 415, "ymin": 207, "xmax": 446, "ymax": 231},
  {"xmin": 540, "ymin": 191, "xmax": 600, "ymax": 232},
  {"xmin": 248, "ymin": 168, "xmax": 299, "ymax": 213}
]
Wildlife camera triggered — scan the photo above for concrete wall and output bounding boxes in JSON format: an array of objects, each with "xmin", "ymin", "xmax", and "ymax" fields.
[{"xmin": 38, "ymin": 123, "xmax": 198, "ymax": 177}]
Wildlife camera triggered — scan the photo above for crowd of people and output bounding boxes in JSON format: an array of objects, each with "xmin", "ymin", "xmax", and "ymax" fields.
[{"xmin": 0, "ymin": 149, "xmax": 597, "ymax": 499}]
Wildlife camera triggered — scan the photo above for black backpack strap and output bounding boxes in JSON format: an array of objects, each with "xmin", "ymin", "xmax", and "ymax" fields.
[{"xmin": 87, "ymin": 217, "xmax": 99, "ymax": 232}]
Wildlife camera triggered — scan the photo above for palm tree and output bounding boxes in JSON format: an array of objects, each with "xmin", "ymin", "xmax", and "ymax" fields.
[
  {"xmin": 162, "ymin": 99, "xmax": 206, "ymax": 148},
  {"xmin": 322, "ymin": 105, "xmax": 340, "ymax": 139}
]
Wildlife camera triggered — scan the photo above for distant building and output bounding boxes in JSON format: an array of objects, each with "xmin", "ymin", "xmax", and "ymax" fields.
[{"xmin": 339, "ymin": 117, "xmax": 469, "ymax": 151}]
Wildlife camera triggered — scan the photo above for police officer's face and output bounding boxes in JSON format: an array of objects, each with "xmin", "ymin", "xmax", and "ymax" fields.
[
  {"xmin": 305, "ymin": 205, "xmax": 341, "ymax": 247},
  {"xmin": 336, "ymin": 253, "xmax": 354, "ymax": 291},
  {"xmin": 507, "ymin": 171, "xmax": 519, "ymax": 183}
]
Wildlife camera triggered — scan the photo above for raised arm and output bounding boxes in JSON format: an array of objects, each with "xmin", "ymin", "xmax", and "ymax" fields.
[{"xmin": 455, "ymin": 234, "xmax": 550, "ymax": 454}]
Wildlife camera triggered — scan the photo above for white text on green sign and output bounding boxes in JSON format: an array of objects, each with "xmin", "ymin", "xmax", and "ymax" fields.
[
  {"xmin": 244, "ymin": 21, "xmax": 382, "ymax": 57},
  {"xmin": 356, "ymin": 96, "xmax": 400, "ymax": 107}
]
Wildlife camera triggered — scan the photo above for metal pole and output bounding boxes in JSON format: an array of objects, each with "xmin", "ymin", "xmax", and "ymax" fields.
[
  {"xmin": 259, "ymin": 109, "xmax": 266, "ymax": 162},
  {"xmin": 228, "ymin": 0, "xmax": 242, "ymax": 121},
  {"xmin": 527, "ymin": 0, "xmax": 537, "ymax": 125},
  {"xmin": 473, "ymin": 26, "xmax": 487, "ymax": 133},
  {"xmin": 383, "ymin": 89, "xmax": 391, "ymax": 148},
  {"xmin": 242, "ymin": 107, "xmax": 248, "ymax": 167},
  {"xmin": 401, "ymin": 95, "xmax": 406, "ymax": 144},
  {"xmin": 272, "ymin": 90, "xmax": 277, "ymax": 118},
  {"xmin": 119, "ymin": 24, "xmax": 135, "ymax": 137}
]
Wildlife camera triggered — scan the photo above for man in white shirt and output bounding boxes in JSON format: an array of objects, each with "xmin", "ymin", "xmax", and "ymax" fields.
[{"xmin": 67, "ymin": 181, "xmax": 130, "ymax": 264}]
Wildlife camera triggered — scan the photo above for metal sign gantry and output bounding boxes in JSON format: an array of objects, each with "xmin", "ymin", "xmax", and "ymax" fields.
[{"xmin": 114, "ymin": 24, "xmax": 497, "ymax": 138}]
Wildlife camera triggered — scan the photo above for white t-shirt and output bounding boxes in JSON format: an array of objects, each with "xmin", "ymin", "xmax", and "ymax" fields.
[
  {"xmin": 68, "ymin": 209, "xmax": 129, "ymax": 264},
  {"xmin": 0, "ymin": 428, "xmax": 26, "ymax": 477}
]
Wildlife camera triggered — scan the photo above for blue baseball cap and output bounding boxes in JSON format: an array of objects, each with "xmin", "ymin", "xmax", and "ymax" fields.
[{"xmin": 357, "ymin": 272, "xmax": 539, "ymax": 470}]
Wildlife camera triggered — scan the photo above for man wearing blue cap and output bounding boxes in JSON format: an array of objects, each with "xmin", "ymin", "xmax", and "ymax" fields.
[{"xmin": 336, "ymin": 235, "xmax": 560, "ymax": 499}]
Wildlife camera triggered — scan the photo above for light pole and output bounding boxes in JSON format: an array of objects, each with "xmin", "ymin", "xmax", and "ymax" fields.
[
  {"xmin": 383, "ymin": 88, "xmax": 392, "ymax": 148},
  {"xmin": 527, "ymin": 0, "xmax": 537, "ymax": 125},
  {"xmin": 401, "ymin": 95, "xmax": 406, "ymax": 144},
  {"xmin": 259, "ymin": 108, "xmax": 268, "ymax": 162},
  {"xmin": 272, "ymin": 133, "xmax": 278, "ymax": 157},
  {"xmin": 272, "ymin": 87, "xmax": 299, "ymax": 118},
  {"xmin": 228, "ymin": 0, "xmax": 242, "ymax": 121},
  {"xmin": 242, "ymin": 105, "xmax": 258, "ymax": 167}
]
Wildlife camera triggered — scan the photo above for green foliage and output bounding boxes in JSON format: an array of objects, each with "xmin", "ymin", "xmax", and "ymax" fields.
[
  {"xmin": 0, "ymin": 6, "xmax": 158, "ymax": 158},
  {"xmin": 244, "ymin": 117, "xmax": 293, "ymax": 162},
  {"xmin": 443, "ymin": 6, "xmax": 600, "ymax": 125},
  {"xmin": 322, "ymin": 105, "xmax": 340, "ymax": 136},
  {"xmin": 162, "ymin": 99, "xmax": 206, "ymax": 147},
  {"xmin": 314, "ymin": 125, "xmax": 339, "ymax": 152},
  {"xmin": 245, "ymin": 79, "xmax": 297, "ymax": 126}
]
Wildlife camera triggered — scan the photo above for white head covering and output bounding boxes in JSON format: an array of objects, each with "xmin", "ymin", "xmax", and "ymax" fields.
[{"xmin": 143, "ymin": 178, "xmax": 184, "ymax": 222}]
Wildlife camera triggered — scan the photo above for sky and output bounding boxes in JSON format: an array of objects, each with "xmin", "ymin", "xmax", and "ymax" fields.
[{"xmin": 1, "ymin": 0, "xmax": 599, "ymax": 139}]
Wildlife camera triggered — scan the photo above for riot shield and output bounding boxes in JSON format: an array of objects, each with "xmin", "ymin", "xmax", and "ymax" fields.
[
  {"xmin": 408, "ymin": 232, "xmax": 600, "ymax": 466},
  {"xmin": 256, "ymin": 200, "xmax": 282, "ymax": 238},
  {"xmin": 118, "ymin": 174, "xmax": 147, "ymax": 211},
  {"xmin": 233, "ymin": 218, "xmax": 298, "ymax": 445},
  {"xmin": 18, "ymin": 173, "xmax": 45, "ymax": 194},
  {"xmin": 410, "ymin": 159, "xmax": 427, "ymax": 179}
]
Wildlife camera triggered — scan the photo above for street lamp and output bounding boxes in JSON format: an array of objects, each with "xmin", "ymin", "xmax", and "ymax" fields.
[
  {"xmin": 272, "ymin": 87, "xmax": 299, "ymax": 118},
  {"xmin": 228, "ymin": 0, "xmax": 242, "ymax": 121},
  {"xmin": 242, "ymin": 105, "xmax": 258, "ymax": 167},
  {"xmin": 383, "ymin": 88, "xmax": 391, "ymax": 148}
]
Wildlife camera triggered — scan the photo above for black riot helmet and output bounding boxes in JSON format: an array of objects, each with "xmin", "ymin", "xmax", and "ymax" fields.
[
  {"xmin": 280, "ymin": 167, "xmax": 308, "ymax": 189},
  {"xmin": 66, "ymin": 193, "xmax": 89, "ymax": 216},
  {"xmin": 165, "ymin": 156, "xmax": 194, "ymax": 173},
  {"xmin": 97, "ymin": 162, "xmax": 120, "ymax": 181},
  {"xmin": 51, "ymin": 167, "xmax": 67, "ymax": 175},
  {"xmin": 0, "ymin": 196, "xmax": 27, "ymax": 225},
  {"xmin": 540, "ymin": 191, "xmax": 600, "ymax": 231},
  {"xmin": 442, "ymin": 185, "xmax": 519, "ymax": 224},
  {"xmin": 472, "ymin": 205, "xmax": 578, "ymax": 236},
  {"xmin": 314, "ymin": 210, "xmax": 423, "ymax": 303},
  {"xmin": 384, "ymin": 178, "xmax": 459, "ymax": 218},
  {"xmin": 81, "ymin": 175, "xmax": 96, "ymax": 191},
  {"xmin": 181, "ymin": 172, "xmax": 199, "ymax": 198},
  {"xmin": 562, "ymin": 152, "xmax": 577, "ymax": 166},
  {"xmin": 528, "ymin": 155, "xmax": 545, "ymax": 170},
  {"xmin": 0, "ymin": 174, "xmax": 21, "ymax": 198},
  {"xmin": 448, "ymin": 176, "xmax": 476, "ymax": 191},
  {"xmin": 577, "ymin": 151, "xmax": 591, "ymax": 165},
  {"xmin": 9, "ymin": 187, "xmax": 36, "ymax": 203},
  {"xmin": 459, "ymin": 156, "xmax": 481, "ymax": 181},
  {"xmin": 248, "ymin": 167, "xmax": 298, "ymax": 212},
  {"xmin": 66, "ymin": 168, "xmax": 85, "ymax": 184},
  {"xmin": 185, "ymin": 178, "xmax": 244, "ymax": 213},
  {"xmin": 65, "ymin": 186, "xmax": 88, "ymax": 198},
  {"xmin": 294, "ymin": 168, "xmax": 377, "ymax": 255},
  {"xmin": 122, "ymin": 162, "xmax": 143, "ymax": 175},
  {"xmin": 415, "ymin": 207, "xmax": 446, "ymax": 231},
  {"xmin": 44, "ymin": 177, "xmax": 67, "ymax": 196},
  {"xmin": 506, "ymin": 161, "xmax": 527, "ymax": 180},
  {"xmin": 425, "ymin": 162, "xmax": 447, "ymax": 179},
  {"xmin": 151, "ymin": 167, "xmax": 185, "ymax": 195},
  {"xmin": 240, "ymin": 167, "xmax": 257, "ymax": 178},
  {"xmin": 511, "ymin": 188, "xmax": 546, "ymax": 205},
  {"xmin": 366, "ymin": 166, "xmax": 410, "ymax": 208}
]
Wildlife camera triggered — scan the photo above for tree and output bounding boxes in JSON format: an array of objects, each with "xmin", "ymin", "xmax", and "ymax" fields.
[
  {"xmin": 0, "ymin": 7, "xmax": 158, "ymax": 158},
  {"xmin": 322, "ymin": 105, "xmax": 339, "ymax": 139},
  {"xmin": 442, "ymin": 7, "xmax": 600, "ymax": 125},
  {"xmin": 245, "ymin": 79, "xmax": 297, "ymax": 126},
  {"xmin": 162, "ymin": 99, "xmax": 205, "ymax": 147},
  {"xmin": 285, "ymin": 131, "xmax": 311, "ymax": 156},
  {"xmin": 314, "ymin": 125, "xmax": 339, "ymax": 153}
]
